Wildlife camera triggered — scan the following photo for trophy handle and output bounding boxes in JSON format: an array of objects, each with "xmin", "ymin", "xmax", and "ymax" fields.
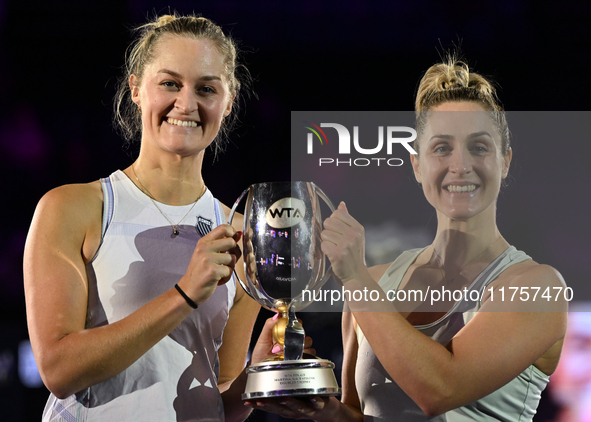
[
  {"xmin": 311, "ymin": 182, "xmax": 336, "ymax": 213},
  {"xmin": 227, "ymin": 186, "xmax": 250, "ymax": 227},
  {"xmin": 228, "ymin": 185, "xmax": 276, "ymax": 310},
  {"xmin": 290, "ymin": 183, "xmax": 337, "ymax": 311}
]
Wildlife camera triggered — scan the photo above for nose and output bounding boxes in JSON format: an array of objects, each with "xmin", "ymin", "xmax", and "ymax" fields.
[
  {"xmin": 449, "ymin": 148, "xmax": 472, "ymax": 174},
  {"xmin": 175, "ymin": 87, "xmax": 198, "ymax": 114}
]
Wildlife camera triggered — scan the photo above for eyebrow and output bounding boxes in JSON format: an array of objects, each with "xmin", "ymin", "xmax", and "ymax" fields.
[
  {"xmin": 467, "ymin": 131, "xmax": 493, "ymax": 140},
  {"xmin": 157, "ymin": 69, "xmax": 222, "ymax": 82},
  {"xmin": 428, "ymin": 131, "xmax": 493, "ymax": 143}
]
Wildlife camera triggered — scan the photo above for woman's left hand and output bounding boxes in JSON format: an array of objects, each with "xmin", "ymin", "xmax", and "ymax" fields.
[
  {"xmin": 250, "ymin": 315, "xmax": 315, "ymax": 365},
  {"xmin": 246, "ymin": 316, "xmax": 321, "ymax": 418},
  {"xmin": 321, "ymin": 202, "xmax": 369, "ymax": 284}
]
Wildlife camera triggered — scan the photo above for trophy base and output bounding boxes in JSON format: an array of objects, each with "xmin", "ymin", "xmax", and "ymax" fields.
[{"xmin": 242, "ymin": 358, "xmax": 341, "ymax": 400}]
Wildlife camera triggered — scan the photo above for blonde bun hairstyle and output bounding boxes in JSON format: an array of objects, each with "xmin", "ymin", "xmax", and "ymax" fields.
[
  {"xmin": 414, "ymin": 56, "xmax": 510, "ymax": 155},
  {"xmin": 155, "ymin": 15, "xmax": 177, "ymax": 27},
  {"xmin": 114, "ymin": 13, "xmax": 248, "ymax": 154}
]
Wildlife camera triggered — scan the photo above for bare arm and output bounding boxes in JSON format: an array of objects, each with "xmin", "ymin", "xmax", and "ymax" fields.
[
  {"xmin": 217, "ymin": 290, "xmax": 260, "ymax": 388},
  {"xmin": 215, "ymin": 206, "xmax": 262, "ymax": 421},
  {"xmin": 24, "ymin": 183, "xmax": 240, "ymax": 399},
  {"xmin": 218, "ymin": 207, "xmax": 260, "ymax": 390},
  {"xmin": 349, "ymin": 268, "xmax": 566, "ymax": 415},
  {"xmin": 321, "ymin": 202, "xmax": 568, "ymax": 416},
  {"xmin": 333, "ymin": 309, "xmax": 365, "ymax": 421},
  {"xmin": 219, "ymin": 287, "xmax": 260, "ymax": 422}
]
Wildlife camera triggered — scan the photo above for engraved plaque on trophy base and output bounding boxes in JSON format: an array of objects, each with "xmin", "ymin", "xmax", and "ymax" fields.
[{"xmin": 242, "ymin": 359, "xmax": 341, "ymax": 399}]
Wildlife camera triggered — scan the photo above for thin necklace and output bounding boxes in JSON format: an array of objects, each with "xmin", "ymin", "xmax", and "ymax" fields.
[{"xmin": 132, "ymin": 165, "xmax": 206, "ymax": 237}]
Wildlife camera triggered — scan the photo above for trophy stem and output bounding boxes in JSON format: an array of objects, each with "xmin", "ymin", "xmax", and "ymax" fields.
[
  {"xmin": 267, "ymin": 303, "xmax": 305, "ymax": 362},
  {"xmin": 263, "ymin": 302, "xmax": 288, "ymax": 362},
  {"xmin": 284, "ymin": 305, "xmax": 305, "ymax": 360}
]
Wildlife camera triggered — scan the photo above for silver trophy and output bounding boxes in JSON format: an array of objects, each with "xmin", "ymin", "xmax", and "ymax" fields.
[{"xmin": 228, "ymin": 181, "xmax": 341, "ymax": 399}]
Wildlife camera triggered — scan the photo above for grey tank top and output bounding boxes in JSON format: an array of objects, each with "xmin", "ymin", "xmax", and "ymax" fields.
[
  {"xmin": 355, "ymin": 246, "xmax": 549, "ymax": 421},
  {"xmin": 42, "ymin": 170, "xmax": 236, "ymax": 422}
]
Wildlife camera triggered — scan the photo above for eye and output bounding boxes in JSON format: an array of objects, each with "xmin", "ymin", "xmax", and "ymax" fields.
[
  {"xmin": 471, "ymin": 144, "xmax": 489, "ymax": 154},
  {"xmin": 433, "ymin": 144, "xmax": 451, "ymax": 153},
  {"xmin": 199, "ymin": 86, "xmax": 216, "ymax": 94},
  {"xmin": 161, "ymin": 80, "xmax": 179, "ymax": 89}
]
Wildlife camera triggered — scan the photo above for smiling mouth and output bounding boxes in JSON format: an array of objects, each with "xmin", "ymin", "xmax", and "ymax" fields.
[
  {"xmin": 445, "ymin": 184, "xmax": 477, "ymax": 193},
  {"xmin": 165, "ymin": 117, "xmax": 201, "ymax": 128}
]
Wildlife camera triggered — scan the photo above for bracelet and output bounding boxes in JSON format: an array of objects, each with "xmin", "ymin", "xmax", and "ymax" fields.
[{"xmin": 174, "ymin": 284, "xmax": 198, "ymax": 309}]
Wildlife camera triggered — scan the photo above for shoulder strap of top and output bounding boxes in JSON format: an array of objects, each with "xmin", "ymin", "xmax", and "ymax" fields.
[
  {"xmin": 100, "ymin": 176, "xmax": 115, "ymax": 239},
  {"xmin": 213, "ymin": 198, "xmax": 224, "ymax": 225},
  {"xmin": 477, "ymin": 247, "xmax": 531, "ymax": 293}
]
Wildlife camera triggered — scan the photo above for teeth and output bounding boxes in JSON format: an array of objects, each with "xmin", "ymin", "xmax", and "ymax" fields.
[
  {"xmin": 167, "ymin": 118, "xmax": 198, "ymax": 128},
  {"xmin": 446, "ymin": 184, "xmax": 476, "ymax": 193}
]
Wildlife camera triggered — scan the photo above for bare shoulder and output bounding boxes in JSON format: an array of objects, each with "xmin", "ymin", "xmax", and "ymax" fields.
[
  {"xmin": 489, "ymin": 259, "xmax": 567, "ymax": 290},
  {"xmin": 36, "ymin": 181, "xmax": 103, "ymax": 234},
  {"xmin": 39, "ymin": 181, "xmax": 103, "ymax": 211},
  {"xmin": 32, "ymin": 181, "xmax": 104, "ymax": 263},
  {"xmin": 475, "ymin": 260, "xmax": 568, "ymax": 375},
  {"xmin": 483, "ymin": 260, "xmax": 568, "ymax": 314}
]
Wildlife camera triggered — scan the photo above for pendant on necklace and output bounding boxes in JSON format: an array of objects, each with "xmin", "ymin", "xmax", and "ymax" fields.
[{"xmin": 172, "ymin": 227, "xmax": 180, "ymax": 236}]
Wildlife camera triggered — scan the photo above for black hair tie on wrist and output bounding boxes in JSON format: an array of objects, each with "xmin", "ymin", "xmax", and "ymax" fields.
[{"xmin": 174, "ymin": 284, "xmax": 198, "ymax": 309}]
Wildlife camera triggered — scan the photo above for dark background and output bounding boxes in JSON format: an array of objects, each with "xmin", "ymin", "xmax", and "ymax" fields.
[{"xmin": 0, "ymin": 0, "xmax": 589, "ymax": 420}]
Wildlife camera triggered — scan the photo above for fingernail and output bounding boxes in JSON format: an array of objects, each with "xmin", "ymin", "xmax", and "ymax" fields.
[
  {"xmin": 310, "ymin": 398, "xmax": 317, "ymax": 403},
  {"xmin": 279, "ymin": 401, "xmax": 287, "ymax": 405},
  {"xmin": 272, "ymin": 344, "xmax": 281, "ymax": 354},
  {"xmin": 272, "ymin": 312, "xmax": 280, "ymax": 320}
]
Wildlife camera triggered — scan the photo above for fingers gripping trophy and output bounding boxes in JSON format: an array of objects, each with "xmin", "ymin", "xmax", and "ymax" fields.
[{"xmin": 229, "ymin": 182, "xmax": 342, "ymax": 399}]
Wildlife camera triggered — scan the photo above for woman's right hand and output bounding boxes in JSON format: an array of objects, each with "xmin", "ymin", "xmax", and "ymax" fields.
[
  {"xmin": 177, "ymin": 224, "xmax": 242, "ymax": 307},
  {"xmin": 320, "ymin": 202, "xmax": 370, "ymax": 285}
]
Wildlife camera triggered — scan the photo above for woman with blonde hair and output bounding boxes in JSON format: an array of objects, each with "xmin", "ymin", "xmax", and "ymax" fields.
[
  {"xmin": 24, "ymin": 13, "xmax": 268, "ymax": 422},
  {"xmin": 249, "ymin": 57, "xmax": 568, "ymax": 421}
]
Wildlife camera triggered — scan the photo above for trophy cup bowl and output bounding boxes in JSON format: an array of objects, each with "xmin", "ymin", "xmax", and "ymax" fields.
[{"xmin": 228, "ymin": 181, "xmax": 341, "ymax": 399}]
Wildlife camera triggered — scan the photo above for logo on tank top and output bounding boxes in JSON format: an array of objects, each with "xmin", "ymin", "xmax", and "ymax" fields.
[{"xmin": 196, "ymin": 216, "xmax": 213, "ymax": 237}]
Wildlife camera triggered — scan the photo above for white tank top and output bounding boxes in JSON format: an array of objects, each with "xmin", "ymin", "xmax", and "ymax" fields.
[
  {"xmin": 42, "ymin": 170, "xmax": 236, "ymax": 422},
  {"xmin": 355, "ymin": 246, "xmax": 549, "ymax": 421}
]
